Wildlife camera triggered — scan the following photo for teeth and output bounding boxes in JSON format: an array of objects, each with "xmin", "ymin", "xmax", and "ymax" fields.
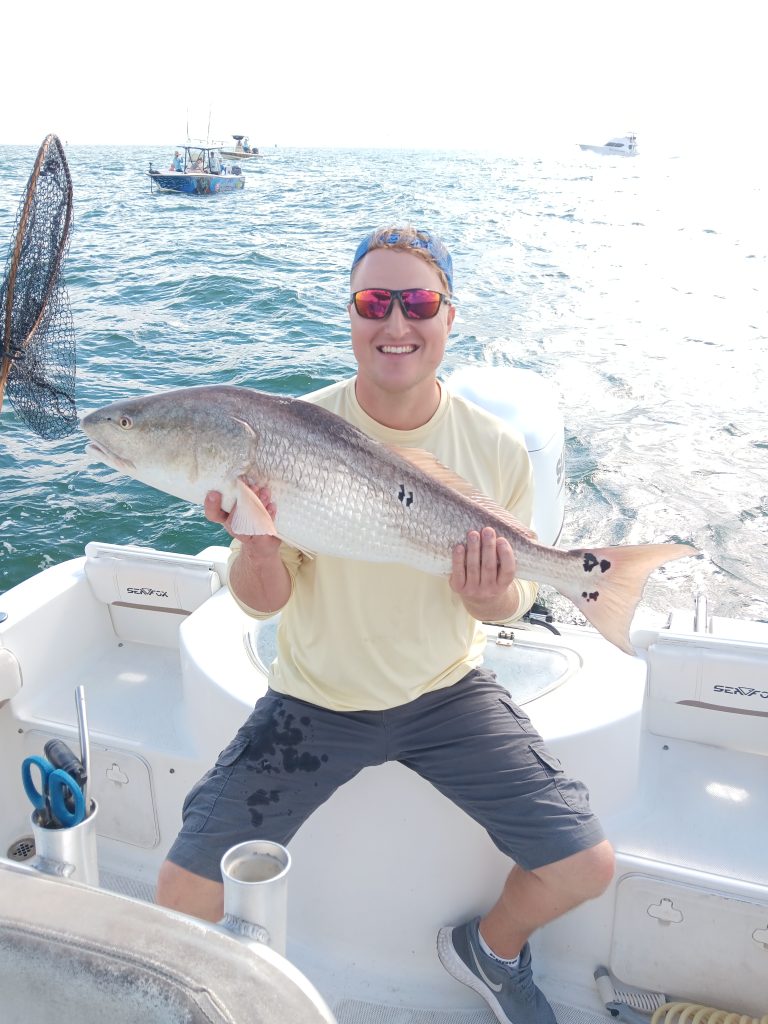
[{"xmin": 380, "ymin": 346, "xmax": 416, "ymax": 354}]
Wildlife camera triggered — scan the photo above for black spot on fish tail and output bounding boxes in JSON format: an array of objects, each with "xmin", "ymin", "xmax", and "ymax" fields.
[
  {"xmin": 583, "ymin": 552, "xmax": 612, "ymax": 574},
  {"xmin": 581, "ymin": 591, "xmax": 600, "ymax": 602}
]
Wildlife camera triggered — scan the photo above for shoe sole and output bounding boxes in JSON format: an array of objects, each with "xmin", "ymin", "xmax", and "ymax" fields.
[{"xmin": 436, "ymin": 926, "xmax": 512, "ymax": 1024}]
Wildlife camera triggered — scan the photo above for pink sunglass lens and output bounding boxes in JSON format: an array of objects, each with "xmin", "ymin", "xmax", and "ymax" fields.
[
  {"xmin": 401, "ymin": 290, "xmax": 441, "ymax": 319},
  {"xmin": 355, "ymin": 290, "xmax": 392, "ymax": 318}
]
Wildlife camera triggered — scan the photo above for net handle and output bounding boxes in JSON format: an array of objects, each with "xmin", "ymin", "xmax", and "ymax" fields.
[{"xmin": 0, "ymin": 134, "xmax": 74, "ymax": 406}]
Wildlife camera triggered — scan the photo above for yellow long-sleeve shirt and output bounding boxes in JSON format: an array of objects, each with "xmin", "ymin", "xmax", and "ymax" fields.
[{"xmin": 230, "ymin": 377, "xmax": 538, "ymax": 711}]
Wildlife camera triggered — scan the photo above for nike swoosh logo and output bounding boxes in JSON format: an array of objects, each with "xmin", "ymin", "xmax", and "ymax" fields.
[{"xmin": 470, "ymin": 944, "xmax": 504, "ymax": 992}]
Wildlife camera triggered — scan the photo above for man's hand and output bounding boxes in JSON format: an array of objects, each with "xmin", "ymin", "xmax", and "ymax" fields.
[
  {"xmin": 449, "ymin": 527, "xmax": 520, "ymax": 622},
  {"xmin": 205, "ymin": 485, "xmax": 290, "ymax": 612},
  {"xmin": 204, "ymin": 486, "xmax": 282, "ymax": 554}
]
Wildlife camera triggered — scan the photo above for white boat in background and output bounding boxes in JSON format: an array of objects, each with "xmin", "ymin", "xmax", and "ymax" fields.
[
  {"xmin": 1, "ymin": 365, "xmax": 766, "ymax": 1023},
  {"xmin": 579, "ymin": 134, "xmax": 638, "ymax": 156},
  {"xmin": 219, "ymin": 133, "xmax": 262, "ymax": 160}
]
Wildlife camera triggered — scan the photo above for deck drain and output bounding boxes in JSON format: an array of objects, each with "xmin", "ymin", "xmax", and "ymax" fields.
[{"xmin": 7, "ymin": 835, "xmax": 36, "ymax": 861}]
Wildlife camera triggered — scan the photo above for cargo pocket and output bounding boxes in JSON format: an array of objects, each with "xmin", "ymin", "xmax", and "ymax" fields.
[
  {"xmin": 215, "ymin": 732, "xmax": 251, "ymax": 768},
  {"xmin": 529, "ymin": 742, "xmax": 592, "ymax": 814},
  {"xmin": 180, "ymin": 733, "xmax": 250, "ymax": 834},
  {"xmin": 498, "ymin": 697, "xmax": 535, "ymax": 734}
]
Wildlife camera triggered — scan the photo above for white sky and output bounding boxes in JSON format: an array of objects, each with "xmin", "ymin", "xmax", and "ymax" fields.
[{"xmin": 2, "ymin": 0, "xmax": 765, "ymax": 156}]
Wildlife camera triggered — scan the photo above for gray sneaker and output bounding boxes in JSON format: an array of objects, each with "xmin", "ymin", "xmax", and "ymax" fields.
[{"xmin": 437, "ymin": 917, "xmax": 556, "ymax": 1024}]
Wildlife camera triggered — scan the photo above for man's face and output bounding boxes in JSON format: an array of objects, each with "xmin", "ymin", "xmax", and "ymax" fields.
[{"xmin": 348, "ymin": 248, "xmax": 455, "ymax": 398}]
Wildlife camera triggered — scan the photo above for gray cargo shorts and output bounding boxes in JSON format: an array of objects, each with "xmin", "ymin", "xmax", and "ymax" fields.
[{"xmin": 167, "ymin": 667, "xmax": 605, "ymax": 881}]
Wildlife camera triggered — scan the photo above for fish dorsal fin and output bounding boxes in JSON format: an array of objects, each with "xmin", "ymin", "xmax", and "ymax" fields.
[{"xmin": 387, "ymin": 445, "xmax": 538, "ymax": 541}]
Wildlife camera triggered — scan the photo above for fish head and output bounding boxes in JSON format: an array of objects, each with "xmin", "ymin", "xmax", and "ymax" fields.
[{"xmin": 80, "ymin": 386, "xmax": 259, "ymax": 506}]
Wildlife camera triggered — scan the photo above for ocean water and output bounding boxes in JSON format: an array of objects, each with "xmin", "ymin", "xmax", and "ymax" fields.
[{"xmin": 1, "ymin": 143, "xmax": 766, "ymax": 625}]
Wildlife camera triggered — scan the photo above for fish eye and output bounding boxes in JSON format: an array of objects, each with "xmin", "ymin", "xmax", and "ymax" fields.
[{"xmin": 118, "ymin": 416, "xmax": 133, "ymax": 429}]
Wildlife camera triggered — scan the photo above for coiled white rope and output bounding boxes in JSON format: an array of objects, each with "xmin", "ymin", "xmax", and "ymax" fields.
[{"xmin": 651, "ymin": 1003, "xmax": 768, "ymax": 1024}]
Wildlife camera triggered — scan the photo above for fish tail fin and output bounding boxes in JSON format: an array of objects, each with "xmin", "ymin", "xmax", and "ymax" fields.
[{"xmin": 559, "ymin": 543, "xmax": 695, "ymax": 655}]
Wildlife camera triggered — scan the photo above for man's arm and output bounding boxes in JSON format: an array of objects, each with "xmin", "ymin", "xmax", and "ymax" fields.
[{"xmin": 204, "ymin": 488, "xmax": 292, "ymax": 613}]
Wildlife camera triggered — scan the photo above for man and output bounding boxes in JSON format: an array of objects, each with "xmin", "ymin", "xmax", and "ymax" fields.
[{"xmin": 156, "ymin": 227, "xmax": 614, "ymax": 1024}]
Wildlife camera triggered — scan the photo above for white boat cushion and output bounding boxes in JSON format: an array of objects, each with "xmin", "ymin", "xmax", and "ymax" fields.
[{"xmin": 84, "ymin": 542, "xmax": 221, "ymax": 613}]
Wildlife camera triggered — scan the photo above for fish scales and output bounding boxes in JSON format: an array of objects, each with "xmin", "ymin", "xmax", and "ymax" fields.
[
  {"xmin": 238, "ymin": 394, "xmax": 479, "ymax": 569},
  {"xmin": 262, "ymin": 425, "xmax": 464, "ymax": 570}
]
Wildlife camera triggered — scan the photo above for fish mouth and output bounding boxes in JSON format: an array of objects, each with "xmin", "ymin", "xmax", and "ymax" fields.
[{"xmin": 85, "ymin": 441, "xmax": 135, "ymax": 472}]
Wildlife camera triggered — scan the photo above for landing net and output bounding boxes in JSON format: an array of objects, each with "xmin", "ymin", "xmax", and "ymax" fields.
[{"xmin": 0, "ymin": 133, "xmax": 77, "ymax": 439}]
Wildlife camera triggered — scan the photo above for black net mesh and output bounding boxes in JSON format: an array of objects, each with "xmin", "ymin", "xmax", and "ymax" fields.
[{"xmin": 0, "ymin": 134, "xmax": 77, "ymax": 439}]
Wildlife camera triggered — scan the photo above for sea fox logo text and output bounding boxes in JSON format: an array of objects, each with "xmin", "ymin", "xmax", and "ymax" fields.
[
  {"xmin": 713, "ymin": 685, "xmax": 768, "ymax": 699},
  {"xmin": 126, "ymin": 587, "xmax": 169, "ymax": 597}
]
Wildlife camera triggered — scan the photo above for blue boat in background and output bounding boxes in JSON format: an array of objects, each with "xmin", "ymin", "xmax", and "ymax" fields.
[{"xmin": 148, "ymin": 144, "xmax": 245, "ymax": 195}]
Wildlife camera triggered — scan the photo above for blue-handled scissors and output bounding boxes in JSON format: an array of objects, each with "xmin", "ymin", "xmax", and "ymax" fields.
[{"xmin": 21, "ymin": 755, "xmax": 86, "ymax": 828}]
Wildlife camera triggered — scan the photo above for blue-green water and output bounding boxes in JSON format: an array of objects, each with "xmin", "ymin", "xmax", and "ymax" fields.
[{"xmin": 1, "ymin": 144, "xmax": 766, "ymax": 622}]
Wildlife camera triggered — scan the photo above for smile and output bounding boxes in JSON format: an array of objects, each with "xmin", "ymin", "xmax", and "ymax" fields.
[{"xmin": 378, "ymin": 345, "xmax": 417, "ymax": 354}]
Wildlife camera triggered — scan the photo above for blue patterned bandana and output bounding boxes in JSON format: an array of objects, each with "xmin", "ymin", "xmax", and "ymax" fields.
[{"xmin": 351, "ymin": 229, "xmax": 454, "ymax": 294}]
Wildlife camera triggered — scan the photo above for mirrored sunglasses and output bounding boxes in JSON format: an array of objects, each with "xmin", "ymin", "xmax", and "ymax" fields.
[{"xmin": 351, "ymin": 288, "xmax": 450, "ymax": 321}]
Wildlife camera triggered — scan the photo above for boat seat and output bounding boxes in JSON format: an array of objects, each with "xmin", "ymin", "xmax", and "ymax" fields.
[
  {"xmin": 83, "ymin": 542, "xmax": 224, "ymax": 647},
  {"xmin": 0, "ymin": 860, "xmax": 333, "ymax": 1024}
]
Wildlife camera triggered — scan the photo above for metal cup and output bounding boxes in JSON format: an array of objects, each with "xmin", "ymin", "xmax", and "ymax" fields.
[
  {"xmin": 220, "ymin": 840, "xmax": 290, "ymax": 955},
  {"xmin": 30, "ymin": 799, "xmax": 99, "ymax": 887}
]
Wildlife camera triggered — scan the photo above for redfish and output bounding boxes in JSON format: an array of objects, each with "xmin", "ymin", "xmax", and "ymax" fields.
[{"xmin": 81, "ymin": 385, "xmax": 695, "ymax": 654}]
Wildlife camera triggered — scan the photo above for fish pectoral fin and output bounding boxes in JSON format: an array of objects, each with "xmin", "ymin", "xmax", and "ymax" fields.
[
  {"xmin": 387, "ymin": 444, "xmax": 538, "ymax": 541},
  {"xmin": 230, "ymin": 477, "xmax": 278, "ymax": 537}
]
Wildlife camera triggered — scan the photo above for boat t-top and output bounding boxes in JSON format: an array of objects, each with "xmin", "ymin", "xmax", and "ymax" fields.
[{"xmin": 579, "ymin": 133, "xmax": 638, "ymax": 156}]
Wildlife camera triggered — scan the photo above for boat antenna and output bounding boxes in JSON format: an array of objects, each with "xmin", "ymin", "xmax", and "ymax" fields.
[
  {"xmin": 0, "ymin": 133, "xmax": 77, "ymax": 439},
  {"xmin": 207, "ymin": 106, "xmax": 212, "ymax": 147}
]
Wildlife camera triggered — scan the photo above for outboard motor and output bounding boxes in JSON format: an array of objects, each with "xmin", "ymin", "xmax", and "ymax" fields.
[{"xmin": 445, "ymin": 365, "xmax": 565, "ymax": 545}]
